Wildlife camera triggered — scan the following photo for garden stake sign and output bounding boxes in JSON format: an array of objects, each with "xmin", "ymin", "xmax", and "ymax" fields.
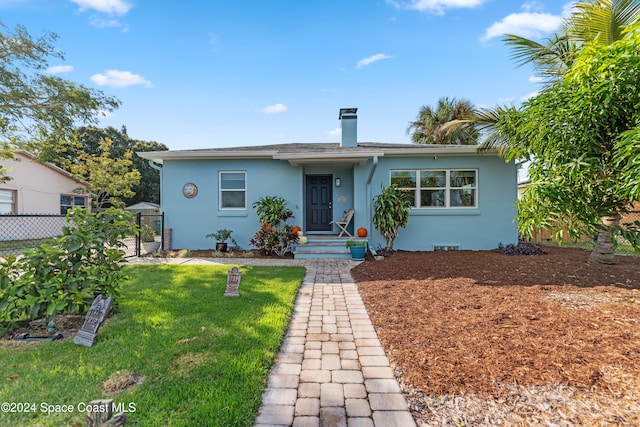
[
  {"xmin": 74, "ymin": 294, "xmax": 112, "ymax": 347},
  {"xmin": 225, "ymin": 266, "xmax": 241, "ymax": 297}
]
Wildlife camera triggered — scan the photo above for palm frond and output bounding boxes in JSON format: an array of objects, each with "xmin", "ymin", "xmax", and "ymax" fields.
[
  {"xmin": 568, "ymin": 0, "xmax": 640, "ymax": 46},
  {"xmin": 503, "ymin": 33, "xmax": 573, "ymax": 82},
  {"xmin": 471, "ymin": 105, "xmax": 520, "ymax": 155}
]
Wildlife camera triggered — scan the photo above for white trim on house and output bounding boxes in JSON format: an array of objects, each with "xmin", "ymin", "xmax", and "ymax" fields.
[
  {"xmin": 137, "ymin": 143, "xmax": 499, "ymax": 165},
  {"xmin": 219, "ymin": 170, "xmax": 247, "ymax": 210},
  {"xmin": 390, "ymin": 168, "xmax": 478, "ymax": 209}
]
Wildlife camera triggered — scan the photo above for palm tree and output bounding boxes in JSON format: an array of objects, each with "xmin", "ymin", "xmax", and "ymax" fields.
[
  {"xmin": 504, "ymin": 0, "xmax": 640, "ymax": 84},
  {"xmin": 476, "ymin": 0, "xmax": 640, "ymax": 152},
  {"xmin": 485, "ymin": 0, "xmax": 640, "ymax": 264},
  {"xmin": 407, "ymin": 97, "xmax": 478, "ymax": 145}
]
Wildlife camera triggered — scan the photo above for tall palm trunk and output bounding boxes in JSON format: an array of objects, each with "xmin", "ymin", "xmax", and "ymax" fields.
[{"xmin": 588, "ymin": 213, "xmax": 621, "ymax": 264}]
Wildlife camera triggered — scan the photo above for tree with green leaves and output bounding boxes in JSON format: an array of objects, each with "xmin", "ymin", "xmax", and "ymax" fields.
[
  {"xmin": 504, "ymin": 0, "xmax": 640, "ymax": 84},
  {"xmin": 499, "ymin": 20, "xmax": 640, "ymax": 264},
  {"xmin": 407, "ymin": 97, "xmax": 478, "ymax": 145},
  {"xmin": 462, "ymin": 0, "xmax": 640, "ymax": 264},
  {"xmin": 70, "ymin": 138, "xmax": 141, "ymax": 210},
  {"xmin": 373, "ymin": 184, "xmax": 412, "ymax": 251},
  {"xmin": 0, "ymin": 22, "xmax": 120, "ymax": 182},
  {"xmin": 473, "ymin": 0, "xmax": 640, "ymax": 151},
  {"xmin": 33, "ymin": 126, "xmax": 167, "ymax": 205}
]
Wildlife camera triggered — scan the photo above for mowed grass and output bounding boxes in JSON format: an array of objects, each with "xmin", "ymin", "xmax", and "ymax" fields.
[{"xmin": 0, "ymin": 264, "xmax": 305, "ymax": 427}]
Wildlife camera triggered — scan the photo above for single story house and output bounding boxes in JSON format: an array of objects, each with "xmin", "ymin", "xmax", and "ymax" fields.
[
  {"xmin": 138, "ymin": 108, "xmax": 518, "ymax": 254},
  {"xmin": 0, "ymin": 151, "xmax": 90, "ymax": 243},
  {"xmin": 0, "ymin": 151, "xmax": 90, "ymax": 215}
]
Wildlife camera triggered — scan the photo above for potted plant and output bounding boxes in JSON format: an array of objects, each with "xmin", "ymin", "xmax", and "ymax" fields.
[
  {"xmin": 140, "ymin": 224, "xmax": 161, "ymax": 253},
  {"xmin": 206, "ymin": 229, "xmax": 235, "ymax": 252},
  {"xmin": 346, "ymin": 239, "xmax": 367, "ymax": 260}
]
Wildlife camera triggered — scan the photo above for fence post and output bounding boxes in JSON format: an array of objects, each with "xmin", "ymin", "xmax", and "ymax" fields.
[
  {"xmin": 161, "ymin": 212, "xmax": 165, "ymax": 250},
  {"xmin": 135, "ymin": 212, "xmax": 141, "ymax": 257}
]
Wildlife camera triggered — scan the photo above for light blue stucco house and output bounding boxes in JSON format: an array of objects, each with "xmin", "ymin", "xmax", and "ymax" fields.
[{"xmin": 138, "ymin": 108, "xmax": 518, "ymax": 256}]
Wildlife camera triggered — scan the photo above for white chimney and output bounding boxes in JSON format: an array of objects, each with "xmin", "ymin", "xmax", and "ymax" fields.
[{"xmin": 339, "ymin": 108, "xmax": 357, "ymax": 147}]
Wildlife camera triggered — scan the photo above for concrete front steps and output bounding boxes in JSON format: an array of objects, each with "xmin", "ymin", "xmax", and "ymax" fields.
[{"xmin": 293, "ymin": 235, "xmax": 368, "ymax": 259}]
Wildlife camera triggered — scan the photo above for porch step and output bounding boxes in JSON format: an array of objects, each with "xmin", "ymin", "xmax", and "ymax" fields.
[{"xmin": 293, "ymin": 236, "xmax": 367, "ymax": 259}]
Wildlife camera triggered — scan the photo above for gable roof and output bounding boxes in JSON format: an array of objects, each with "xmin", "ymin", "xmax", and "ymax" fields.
[
  {"xmin": 12, "ymin": 151, "xmax": 89, "ymax": 186},
  {"xmin": 137, "ymin": 142, "xmax": 498, "ymax": 166}
]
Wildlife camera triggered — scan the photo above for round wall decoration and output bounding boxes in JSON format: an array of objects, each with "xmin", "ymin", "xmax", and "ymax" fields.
[{"xmin": 182, "ymin": 182, "xmax": 198, "ymax": 198}]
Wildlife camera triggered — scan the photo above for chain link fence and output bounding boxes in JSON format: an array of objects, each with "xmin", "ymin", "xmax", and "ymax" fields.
[
  {"xmin": 0, "ymin": 214, "xmax": 67, "ymax": 255},
  {"xmin": 0, "ymin": 212, "xmax": 165, "ymax": 258}
]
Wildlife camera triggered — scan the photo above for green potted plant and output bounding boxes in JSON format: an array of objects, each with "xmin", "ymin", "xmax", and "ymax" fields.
[
  {"xmin": 206, "ymin": 229, "xmax": 235, "ymax": 252},
  {"xmin": 141, "ymin": 223, "xmax": 161, "ymax": 253},
  {"xmin": 346, "ymin": 239, "xmax": 367, "ymax": 260}
]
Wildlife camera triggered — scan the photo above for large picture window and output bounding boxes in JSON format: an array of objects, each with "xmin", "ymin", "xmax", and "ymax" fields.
[
  {"xmin": 219, "ymin": 171, "xmax": 246, "ymax": 209},
  {"xmin": 391, "ymin": 169, "xmax": 477, "ymax": 208},
  {"xmin": 0, "ymin": 189, "xmax": 16, "ymax": 214},
  {"xmin": 60, "ymin": 194, "xmax": 87, "ymax": 215}
]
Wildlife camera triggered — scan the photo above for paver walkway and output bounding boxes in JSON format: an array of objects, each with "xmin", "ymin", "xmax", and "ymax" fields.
[{"xmin": 125, "ymin": 256, "xmax": 415, "ymax": 427}]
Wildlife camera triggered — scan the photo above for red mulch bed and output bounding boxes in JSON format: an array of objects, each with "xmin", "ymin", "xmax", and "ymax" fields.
[{"xmin": 351, "ymin": 245, "xmax": 640, "ymax": 426}]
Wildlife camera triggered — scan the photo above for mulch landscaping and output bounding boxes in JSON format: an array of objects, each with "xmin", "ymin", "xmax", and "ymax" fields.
[{"xmin": 350, "ymin": 245, "xmax": 640, "ymax": 426}]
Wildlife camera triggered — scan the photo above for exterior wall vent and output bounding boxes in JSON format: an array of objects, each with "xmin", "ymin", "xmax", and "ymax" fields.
[{"xmin": 434, "ymin": 245, "xmax": 460, "ymax": 251}]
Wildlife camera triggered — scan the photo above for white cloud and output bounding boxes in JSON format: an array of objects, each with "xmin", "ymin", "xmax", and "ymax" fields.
[
  {"xmin": 482, "ymin": 10, "xmax": 563, "ymax": 41},
  {"xmin": 388, "ymin": 0, "xmax": 486, "ymax": 15},
  {"xmin": 259, "ymin": 103, "xmax": 288, "ymax": 114},
  {"xmin": 69, "ymin": 0, "xmax": 132, "ymax": 15},
  {"xmin": 529, "ymin": 76, "xmax": 545, "ymax": 83},
  {"xmin": 327, "ymin": 127, "xmax": 341, "ymax": 138},
  {"xmin": 89, "ymin": 17, "xmax": 123, "ymax": 28},
  {"xmin": 46, "ymin": 65, "xmax": 74, "ymax": 74},
  {"xmin": 90, "ymin": 70, "xmax": 152, "ymax": 88},
  {"xmin": 522, "ymin": 90, "xmax": 540, "ymax": 100},
  {"xmin": 356, "ymin": 53, "xmax": 392, "ymax": 69}
]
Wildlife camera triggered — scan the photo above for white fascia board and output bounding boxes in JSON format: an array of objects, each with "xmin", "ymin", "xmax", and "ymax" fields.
[
  {"xmin": 136, "ymin": 150, "xmax": 278, "ymax": 163},
  {"xmin": 381, "ymin": 146, "xmax": 498, "ymax": 156},
  {"xmin": 272, "ymin": 151, "xmax": 384, "ymax": 166}
]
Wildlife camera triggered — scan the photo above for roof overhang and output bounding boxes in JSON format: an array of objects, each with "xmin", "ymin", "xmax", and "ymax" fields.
[
  {"xmin": 272, "ymin": 151, "xmax": 383, "ymax": 166},
  {"xmin": 136, "ymin": 150, "xmax": 278, "ymax": 164},
  {"xmin": 136, "ymin": 144, "xmax": 499, "ymax": 165}
]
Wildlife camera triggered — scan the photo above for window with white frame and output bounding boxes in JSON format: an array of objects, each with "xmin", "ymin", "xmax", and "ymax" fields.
[
  {"xmin": 390, "ymin": 169, "xmax": 477, "ymax": 208},
  {"xmin": 0, "ymin": 189, "xmax": 16, "ymax": 214},
  {"xmin": 60, "ymin": 194, "xmax": 87, "ymax": 215},
  {"xmin": 219, "ymin": 171, "xmax": 246, "ymax": 209}
]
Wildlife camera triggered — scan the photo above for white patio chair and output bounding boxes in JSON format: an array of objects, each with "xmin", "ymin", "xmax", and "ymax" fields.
[{"xmin": 330, "ymin": 208, "xmax": 354, "ymax": 237}]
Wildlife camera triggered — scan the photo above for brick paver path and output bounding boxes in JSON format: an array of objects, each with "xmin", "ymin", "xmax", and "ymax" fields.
[{"xmin": 253, "ymin": 259, "xmax": 416, "ymax": 427}]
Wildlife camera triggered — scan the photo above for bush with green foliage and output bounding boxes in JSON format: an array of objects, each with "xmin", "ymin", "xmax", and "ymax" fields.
[
  {"xmin": 250, "ymin": 196, "xmax": 297, "ymax": 256},
  {"xmin": 0, "ymin": 207, "xmax": 136, "ymax": 333},
  {"xmin": 373, "ymin": 184, "xmax": 412, "ymax": 251}
]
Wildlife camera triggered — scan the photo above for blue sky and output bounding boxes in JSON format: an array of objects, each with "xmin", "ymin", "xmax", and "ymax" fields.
[{"xmin": 2, "ymin": 0, "xmax": 573, "ymax": 150}]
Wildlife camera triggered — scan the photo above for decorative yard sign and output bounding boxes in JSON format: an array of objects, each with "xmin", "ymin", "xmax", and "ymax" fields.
[
  {"xmin": 225, "ymin": 266, "xmax": 242, "ymax": 297},
  {"xmin": 74, "ymin": 295, "xmax": 112, "ymax": 347}
]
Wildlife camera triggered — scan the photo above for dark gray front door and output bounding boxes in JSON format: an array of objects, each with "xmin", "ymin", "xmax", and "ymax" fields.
[{"xmin": 305, "ymin": 175, "xmax": 332, "ymax": 232}]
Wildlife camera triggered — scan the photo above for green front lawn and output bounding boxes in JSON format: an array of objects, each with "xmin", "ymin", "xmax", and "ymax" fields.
[{"xmin": 0, "ymin": 264, "xmax": 305, "ymax": 427}]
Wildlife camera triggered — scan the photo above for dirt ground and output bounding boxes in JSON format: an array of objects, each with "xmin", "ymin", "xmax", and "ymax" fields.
[{"xmin": 351, "ymin": 245, "xmax": 640, "ymax": 426}]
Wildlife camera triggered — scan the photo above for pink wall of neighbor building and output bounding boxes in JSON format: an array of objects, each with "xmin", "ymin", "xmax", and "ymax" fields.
[{"xmin": 0, "ymin": 151, "xmax": 89, "ymax": 214}]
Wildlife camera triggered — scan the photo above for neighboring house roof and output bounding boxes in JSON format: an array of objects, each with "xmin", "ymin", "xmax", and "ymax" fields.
[
  {"xmin": 125, "ymin": 201, "xmax": 161, "ymax": 211},
  {"xmin": 13, "ymin": 150, "xmax": 89, "ymax": 187},
  {"xmin": 138, "ymin": 142, "xmax": 498, "ymax": 166}
]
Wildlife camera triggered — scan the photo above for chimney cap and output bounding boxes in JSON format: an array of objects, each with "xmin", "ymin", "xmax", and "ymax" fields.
[{"xmin": 339, "ymin": 108, "xmax": 358, "ymax": 119}]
